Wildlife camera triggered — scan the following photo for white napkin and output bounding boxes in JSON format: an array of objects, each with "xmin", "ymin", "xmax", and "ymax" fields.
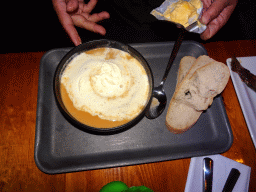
[{"xmin": 185, "ymin": 154, "xmax": 251, "ymax": 192}]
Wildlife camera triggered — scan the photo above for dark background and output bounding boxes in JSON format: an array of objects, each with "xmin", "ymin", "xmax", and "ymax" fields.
[{"xmin": 1, "ymin": 0, "xmax": 256, "ymax": 54}]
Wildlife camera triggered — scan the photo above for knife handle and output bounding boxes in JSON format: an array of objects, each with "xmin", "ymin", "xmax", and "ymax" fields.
[
  {"xmin": 222, "ymin": 168, "xmax": 240, "ymax": 192},
  {"xmin": 222, "ymin": 168, "xmax": 241, "ymax": 192},
  {"xmin": 203, "ymin": 158, "xmax": 214, "ymax": 192}
]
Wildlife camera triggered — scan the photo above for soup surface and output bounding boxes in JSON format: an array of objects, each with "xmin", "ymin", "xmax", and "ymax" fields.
[{"xmin": 60, "ymin": 47, "xmax": 150, "ymax": 128}]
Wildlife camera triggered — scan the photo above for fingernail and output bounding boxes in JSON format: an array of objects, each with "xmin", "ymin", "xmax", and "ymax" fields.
[
  {"xmin": 201, "ymin": 16, "xmax": 209, "ymax": 25},
  {"xmin": 75, "ymin": 39, "xmax": 82, "ymax": 46},
  {"xmin": 96, "ymin": 26, "xmax": 106, "ymax": 35}
]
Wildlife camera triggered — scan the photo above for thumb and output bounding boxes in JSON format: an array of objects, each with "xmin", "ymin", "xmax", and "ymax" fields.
[{"xmin": 66, "ymin": 0, "xmax": 79, "ymax": 13}]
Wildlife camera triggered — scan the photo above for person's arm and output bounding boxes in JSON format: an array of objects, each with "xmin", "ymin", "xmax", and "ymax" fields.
[
  {"xmin": 52, "ymin": 0, "xmax": 110, "ymax": 46},
  {"xmin": 200, "ymin": 0, "xmax": 238, "ymax": 40}
]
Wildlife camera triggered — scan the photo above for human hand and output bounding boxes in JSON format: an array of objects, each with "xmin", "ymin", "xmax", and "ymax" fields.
[
  {"xmin": 200, "ymin": 0, "xmax": 238, "ymax": 40},
  {"xmin": 52, "ymin": 0, "xmax": 110, "ymax": 46}
]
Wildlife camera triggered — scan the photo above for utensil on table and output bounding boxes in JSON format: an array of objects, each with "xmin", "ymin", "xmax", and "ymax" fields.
[
  {"xmin": 145, "ymin": 27, "xmax": 186, "ymax": 119},
  {"xmin": 203, "ymin": 157, "xmax": 214, "ymax": 192},
  {"xmin": 222, "ymin": 168, "xmax": 241, "ymax": 192},
  {"xmin": 231, "ymin": 55, "xmax": 256, "ymax": 92}
]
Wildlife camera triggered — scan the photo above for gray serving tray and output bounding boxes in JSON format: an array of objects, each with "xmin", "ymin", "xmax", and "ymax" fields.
[{"xmin": 34, "ymin": 41, "xmax": 233, "ymax": 174}]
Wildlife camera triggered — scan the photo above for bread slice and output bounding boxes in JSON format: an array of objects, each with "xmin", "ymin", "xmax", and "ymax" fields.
[
  {"xmin": 166, "ymin": 55, "xmax": 230, "ymax": 133},
  {"xmin": 166, "ymin": 55, "xmax": 202, "ymax": 133}
]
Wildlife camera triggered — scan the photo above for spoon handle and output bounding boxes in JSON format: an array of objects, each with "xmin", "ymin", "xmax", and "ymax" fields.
[{"xmin": 160, "ymin": 27, "xmax": 186, "ymax": 85}]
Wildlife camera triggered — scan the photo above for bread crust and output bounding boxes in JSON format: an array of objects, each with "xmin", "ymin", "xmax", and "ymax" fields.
[{"xmin": 166, "ymin": 121, "xmax": 196, "ymax": 134}]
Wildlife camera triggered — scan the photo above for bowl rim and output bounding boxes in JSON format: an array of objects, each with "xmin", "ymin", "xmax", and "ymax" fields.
[{"xmin": 53, "ymin": 39, "xmax": 154, "ymax": 135}]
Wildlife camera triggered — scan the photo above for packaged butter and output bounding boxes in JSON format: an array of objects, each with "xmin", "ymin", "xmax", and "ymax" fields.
[{"xmin": 151, "ymin": 0, "xmax": 206, "ymax": 34}]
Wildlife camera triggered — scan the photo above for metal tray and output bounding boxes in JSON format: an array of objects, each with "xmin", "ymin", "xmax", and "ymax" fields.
[{"xmin": 34, "ymin": 41, "xmax": 233, "ymax": 174}]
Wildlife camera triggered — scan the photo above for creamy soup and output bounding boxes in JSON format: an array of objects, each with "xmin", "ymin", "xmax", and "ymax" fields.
[{"xmin": 60, "ymin": 47, "xmax": 150, "ymax": 128}]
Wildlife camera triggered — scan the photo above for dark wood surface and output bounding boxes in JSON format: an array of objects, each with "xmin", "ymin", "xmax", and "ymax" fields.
[{"xmin": 0, "ymin": 40, "xmax": 255, "ymax": 191}]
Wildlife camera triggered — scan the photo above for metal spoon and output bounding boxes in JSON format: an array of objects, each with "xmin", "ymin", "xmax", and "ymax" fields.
[{"xmin": 145, "ymin": 27, "xmax": 186, "ymax": 119}]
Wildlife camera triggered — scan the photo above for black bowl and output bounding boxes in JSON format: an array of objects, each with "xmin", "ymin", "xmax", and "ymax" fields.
[{"xmin": 54, "ymin": 39, "xmax": 153, "ymax": 135}]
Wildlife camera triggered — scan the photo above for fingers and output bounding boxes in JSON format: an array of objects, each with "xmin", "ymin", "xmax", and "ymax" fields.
[
  {"xmin": 200, "ymin": 0, "xmax": 237, "ymax": 40},
  {"xmin": 200, "ymin": 22, "xmax": 218, "ymax": 40},
  {"xmin": 66, "ymin": 0, "xmax": 79, "ymax": 13},
  {"xmin": 66, "ymin": 26, "xmax": 82, "ymax": 46},
  {"xmin": 83, "ymin": 0, "xmax": 98, "ymax": 13},
  {"xmin": 72, "ymin": 14, "xmax": 107, "ymax": 35},
  {"xmin": 61, "ymin": 15, "xmax": 82, "ymax": 46},
  {"xmin": 201, "ymin": 7, "xmax": 234, "ymax": 40},
  {"xmin": 52, "ymin": 0, "xmax": 81, "ymax": 45},
  {"xmin": 200, "ymin": 0, "xmax": 229, "ymax": 25},
  {"xmin": 84, "ymin": 11, "xmax": 110, "ymax": 23},
  {"xmin": 58, "ymin": 9, "xmax": 82, "ymax": 45},
  {"xmin": 53, "ymin": 0, "xmax": 108, "ymax": 45},
  {"xmin": 74, "ymin": 11, "xmax": 110, "ymax": 35},
  {"xmin": 68, "ymin": 0, "xmax": 110, "ymax": 36}
]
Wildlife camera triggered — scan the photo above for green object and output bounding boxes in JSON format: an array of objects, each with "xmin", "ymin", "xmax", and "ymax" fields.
[
  {"xmin": 124, "ymin": 186, "xmax": 154, "ymax": 192},
  {"xmin": 99, "ymin": 181, "xmax": 129, "ymax": 192}
]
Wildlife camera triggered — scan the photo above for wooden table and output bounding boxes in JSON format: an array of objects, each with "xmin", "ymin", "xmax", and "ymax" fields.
[{"xmin": 0, "ymin": 40, "xmax": 255, "ymax": 191}]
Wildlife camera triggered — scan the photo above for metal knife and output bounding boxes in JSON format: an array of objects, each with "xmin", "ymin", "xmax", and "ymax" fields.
[
  {"xmin": 203, "ymin": 158, "xmax": 214, "ymax": 192},
  {"xmin": 231, "ymin": 56, "xmax": 256, "ymax": 92},
  {"xmin": 222, "ymin": 168, "xmax": 241, "ymax": 192}
]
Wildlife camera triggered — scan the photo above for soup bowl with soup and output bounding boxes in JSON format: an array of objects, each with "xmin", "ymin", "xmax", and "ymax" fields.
[{"xmin": 54, "ymin": 39, "xmax": 153, "ymax": 134}]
